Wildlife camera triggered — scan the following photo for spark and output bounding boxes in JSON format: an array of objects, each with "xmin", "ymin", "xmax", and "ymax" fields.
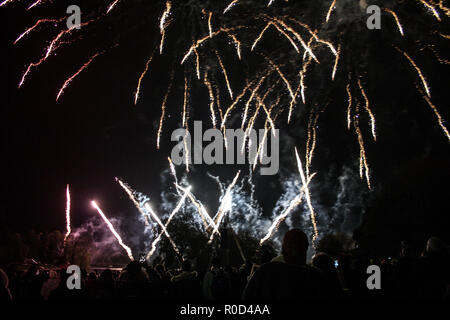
[
  {"xmin": 64, "ymin": 184, "xmax": 71, "ymax": 242},
  {"xmin": 353, "ymin": 112, "xmax": 372, "ymax": 189},
  {"xmin": 346, "ymin": 83, "xmax": 352, "ymax": 130},
  {"xmin": 57, "ymin": 52, "xmax": 102, "ymax": 101},
  {"xmin": 325, "ymin": 0, "xmax": 337, "ymax": 23},
  {"xmin": 358, "ymin": 79, "xmax": 376, "ymax": 141},
  {"xmin": 27, "ymin": 0, "xmax": 41, "ymax": 10},
  {"xmin": 91, "ymin": 201, "xmax": 134, "ymax": 261},
  {"xmin": 419, "ymin": 0, "xmax": 441, "ymax": 21},
  {"xmin": 215, "ymin": 51, "xmax": 233, "ymax": 99},
  {"xmin": 14, "ymin": 18, "xmax": 65, "ymax": 44},
  {"xmin": 332, "ymin": 44, "xmax": 341, "ymax": 80},
  {"xmin": 384, "ymin": 8, "xmax": 404, "ymax": 36},
  {"xmin": 261, "ymin": 54, "xmax": 295, "ymax": 101},
  {"xmin": 203, "ymin": 71, "xmax": 217, "ymax": 127},
  {"xmin": 19, "ymin": 19, "xmax": 95, "ymax": 88},
  {"xmin": 157, "ymin": 71, "xmax": 174, "ymax": 149},
  {"xmin": 134, "ymin": 50, "xmax": 155, "ymax": 105},
  {"xmin": 107, "ymin": 0, "xmax": 120, "ymax": 14},
  {"xmin": 115, "ymin": 177, "xmax": 151, "ymax": 225},
  {"xmin": 159, "ymin": 1, "xmax": 172, "ymax": 54},
  {"xmin": 396, "ymin": 48, "xmax": 431, "ymax": 98},
  {"xmin": 416, "ymin": 85, "xmax": 450, "ymax": 140},
  {"xmin": 208, "ymin": 11, "xmax": 213, "ymax": 38},
  {"xmin": 227, "ymin": 33, "xmax": 241, "ymax": 60},
  {"xmin": 251, "ymin": 22, "xmax": 271, "ymax": 51},
  {"xmin": 295, "ymin": 148, "xmax": 319, "ymax": 242},
  {"xmin": 182, "ymin": 73, "xmax": 189, "ymax": 127},
  {"xmin": 224, "ymin": 0, "xmax": 238, "ymax": 14}
]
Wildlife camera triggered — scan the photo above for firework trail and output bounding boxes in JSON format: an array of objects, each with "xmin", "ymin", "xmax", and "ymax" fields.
[
  {"xmin": 57, "ymin": 52, "xmax": 103, "ymax": 101},
  {"xmin": 64, "ymin": 184, "xmax": 71, "ymax": 242},
  {"xmin": 295, "ymin": 147, "xmax": 319, "ymax": 242},
  {"xmin": 134, "ymin": 50, "xmax": 155, "ymax": 105},
  {"xmin": 159, "ymin": 1, "xmax": 172, "ymax": 54},
  {"xmin": 91, "ymin": 201, "xmax": 134, "ymax": 261},
  {"xmin": 146, "ymin": 186, "xmax": 190, "ymax": 260},
  {"xmin": 209, "ymin": 171, "xmax": 241, "ymax": 242},
  {"xmin": 396, "ymin": 47, "xmax": 431, "ymax": 98},
  {"xmin": 384, "ymin": 8, "xmax": 404, "ymax": 37}
]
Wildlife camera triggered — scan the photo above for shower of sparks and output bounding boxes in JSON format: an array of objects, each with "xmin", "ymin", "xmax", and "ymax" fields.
[
  {"xmin": 384, "ymin": 8, "xmax": 404, "ymax": 37},
  {"xmin": 358, "ymin": 79, "xmax": 376, "ymax": 141},
  {"xmin": 396, "ymin": 48, "xmax": 431, "ymax": 98},
  {"xmin": 146, "ymin": 187, "xmax": 190, "ymax": 260},
  {"xmin": 64, "ymin": 184, "xmax": 71, "ymax": 242},
  {"xmin": 56, "ymin": 52, "xmax": 102, "ymax": 101},
  {"xmin": 91, "ymin": 201, "xmax": 134, "ymax": 261}
]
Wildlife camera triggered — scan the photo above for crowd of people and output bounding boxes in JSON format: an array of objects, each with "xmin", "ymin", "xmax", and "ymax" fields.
[{"xmin": 1, "ymin": 229, "xmax": 449, "ymax": 301}]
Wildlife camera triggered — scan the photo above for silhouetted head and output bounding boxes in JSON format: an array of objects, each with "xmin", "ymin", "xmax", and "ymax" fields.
[
  {"xmin": 211, "ymin": 257, "xmax": 221, "ymax": 269},
  {"xmin": 426, "ymin": 237, "xmax": 446, "ymax": 256},
  {"xmin": 155, "ymin": 264, "xmax": 165, "ymax": 275},
  {"xmin": 282, "ymin": 229, "xmax": 309, "ymax": 265},
  {"xmin": 182, "ymin": 260, "xmax": 192, "ymax": 272},
  {"xmin": 125, "ymin": 261, "xmax": 142, "ymax": 274},
  {"xmin": 312, "ymin": 252, "xmax": 335, "ymax": 272}
]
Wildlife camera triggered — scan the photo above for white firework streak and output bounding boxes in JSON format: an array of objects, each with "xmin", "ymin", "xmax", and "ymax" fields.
[
  {"xmin": 146, "ymin": 187, "xmax": 190, "ymax": 260},
  {"xmin": 64, "ymin": 184, "xmax": 71, "ymax": 241},
  {"xmin": 91, "ymin": 201, "xmax": 134, "ymax": 261},
  {"xmin": 209, "ymin": 171, "xmax": 241, "ymax": 243}
]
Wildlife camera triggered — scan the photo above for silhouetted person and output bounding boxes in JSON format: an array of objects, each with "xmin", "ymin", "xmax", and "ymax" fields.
[
  {"xmin": 412, "ymin": 237, "xmax": 450, "ymax": 299},
  {"xmin": 203, "ymin": 257, "xmax": 231, "ymax": 300},
  {"xmin": 312, "ymin": 252, "xmax": 344, "ymax": 299},
  {"xmin": 96, "ymin": 269, "xmax": 116, "ymax": 299},
  {"xmin": 171, "ymin": 260, "xmax": 201, "ymax": 300},
  {"xmin": 243, "ymin": 229, "xmax": 326, "ymax": 300},
  {"xmin": 117, "ymin": 261, "xmax": 150, "ymax": 299}
]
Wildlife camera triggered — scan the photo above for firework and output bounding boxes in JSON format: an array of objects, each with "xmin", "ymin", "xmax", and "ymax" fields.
[
  {"xmin": 146, "ymin": 187, "xmax": 190, "ymax": 260},
  {"xmin": 91, "ymin": 201, "xmax": 134, "ymax": 261},
  {"xmin": 64, "ymin": 184, "xmax": 71, "ymax": 242}
]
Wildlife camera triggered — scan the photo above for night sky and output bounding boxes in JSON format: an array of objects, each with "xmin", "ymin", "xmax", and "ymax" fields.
[{"xmin": 1, "ymin": 0, "xmax": 449, "ymax": 253}]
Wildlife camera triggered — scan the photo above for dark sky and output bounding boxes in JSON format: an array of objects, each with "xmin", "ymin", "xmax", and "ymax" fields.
[{"xmin": 1, "ymin": 1, "xmax": 449, "ymax": 248}]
